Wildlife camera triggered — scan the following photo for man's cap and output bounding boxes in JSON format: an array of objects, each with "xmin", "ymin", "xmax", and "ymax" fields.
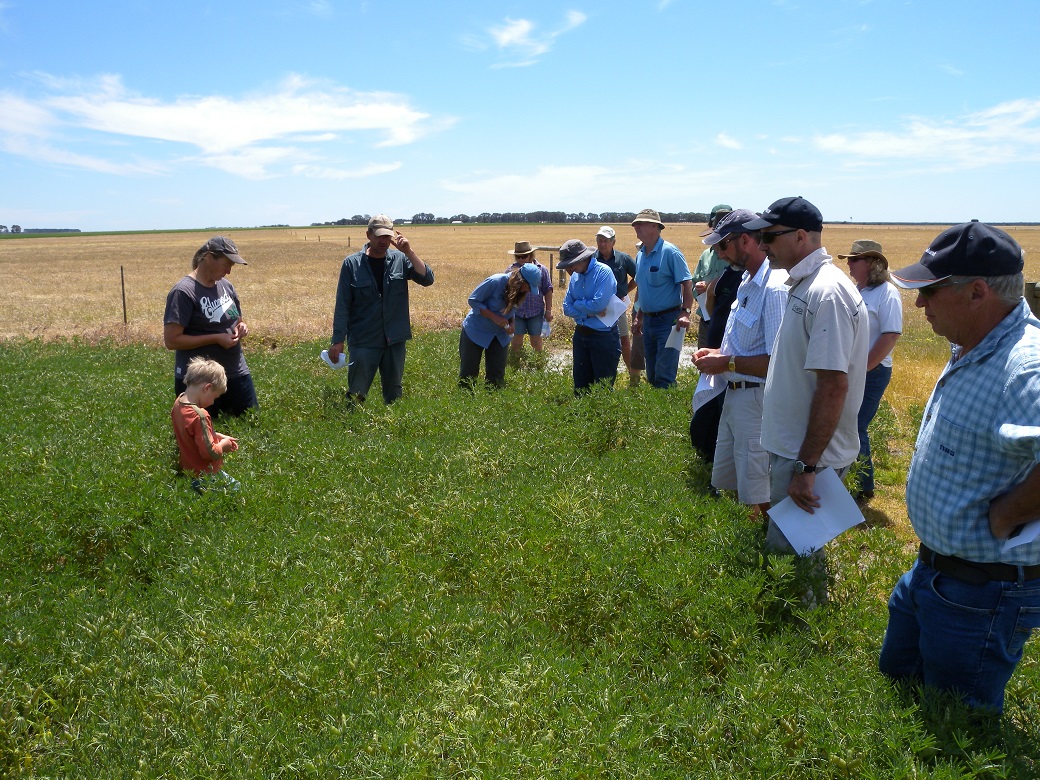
[
  {"xmin": 891, "ymin": 221, "xmax": 1023, "ymax": 289},
  {"xmin": 508, "ymin": 240, "xmax": 536, "ymax": 256},
  {"xmin": 556, "ymin": 239, "xmax": 596, "ymax": 269},
  {"xmin": 702, "ymin": 208, "xmax": 759, "ymax": 245},
  {"xmin": 631, "ymin": 208, "xmax": 665, "ymax": 228},
  {"xmin": 743, "ymin": 197, "xmax": 823, "ymax": 232},
  {"xmin": 708, "ymin": 203, "xmax": 733, "ymax": 228},
  {"xmin": 201, "ymin": 236, "xmax": 247, "ymax": 264},
  {"xmin": 518, "ymin": 263, "xmax": 542, "ymax": 289},
  {"xmin": 596, "ymin": 226, "xmax": 616, "ymax": 240},
  {"xmin": 367, "ymin": 214, "xmax": 395, "ymax": 236}
]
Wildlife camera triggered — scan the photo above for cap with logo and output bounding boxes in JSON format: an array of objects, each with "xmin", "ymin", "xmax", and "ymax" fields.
[
  {"xmin": 743, "ymin": 197, "xmax": 823, "ymax": 233},
  {"xmin": 891, "ymin": 221, "xmax": 1023, "ymax": 289}
]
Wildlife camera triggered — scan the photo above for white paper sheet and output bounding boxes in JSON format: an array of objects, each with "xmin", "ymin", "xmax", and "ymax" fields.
[
  {"xmin": 320, "ymin": 349, "xmax": 346, "ymax": 370},
  {"xmin": 767, "ymin": 468, "xmax": 866, "ymax": 555},
  {"xmin": 665, "ymin": 325, "xmax": 687, "ymax": 351},
  {"xmin": 1003, "ymin": 519, "xmax": 1040, "ymax": 552},
  {"xmin": 697, "ymin": 292, "xmax": 710, "ymax": 320},
  {"xmin": 596, "ymin": 296, "xmax": 630, "ymax": 327},
  {"xmin": 691, "ymin": 372, "xmax": 724, "ymax": 413}
]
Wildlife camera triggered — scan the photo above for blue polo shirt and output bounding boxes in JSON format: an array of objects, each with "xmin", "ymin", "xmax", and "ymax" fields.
[{"xmin": 634, "ymin": 237, "xmax": 691, "ymax": 313}]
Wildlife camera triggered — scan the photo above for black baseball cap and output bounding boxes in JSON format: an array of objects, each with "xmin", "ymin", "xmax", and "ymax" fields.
[
  {"xmin": 891, "ymin": 221, "xmax": 1023, "ymax": 289},
  {"xmin": 743, "ymin": 196, "xmax": 823, "ymax": 233}
]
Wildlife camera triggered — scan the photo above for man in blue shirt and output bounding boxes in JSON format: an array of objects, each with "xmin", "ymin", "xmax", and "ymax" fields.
[
  {"xmin": 558, "ymin": 239, "xmax": 621, "ymax": 394},
  {"xmin": 631, "ymin": 209, "xmax": 694, "ymax": 388},
  {"xmin": 329, "ymin": 215, "xmax": 434, "ymax": 404},
  {"xmin": 879, "ymin": 222, "xmax": 1040, "ymax": 713}
]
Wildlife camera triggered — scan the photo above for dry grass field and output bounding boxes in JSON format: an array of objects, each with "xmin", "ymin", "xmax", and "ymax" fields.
[{"xmin": 3, "ymin": 221, "xmax": 1039, "ymax": 408}]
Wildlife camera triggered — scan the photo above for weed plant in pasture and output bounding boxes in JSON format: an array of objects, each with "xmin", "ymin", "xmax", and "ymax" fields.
[{"xmin": 1, "ymin": 331, "xmax": 1039, "ymax": 776}]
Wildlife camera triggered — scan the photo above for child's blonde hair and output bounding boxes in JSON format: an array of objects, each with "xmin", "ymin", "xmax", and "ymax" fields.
[{"xmin": 184, "ymin": 357, "xmax": 227, "ymax": 391}]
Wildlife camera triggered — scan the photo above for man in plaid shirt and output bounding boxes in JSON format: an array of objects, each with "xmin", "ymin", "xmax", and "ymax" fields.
[{"xmin": 879, "ymin": 222, "xmax": 1040, "ymax": 713}]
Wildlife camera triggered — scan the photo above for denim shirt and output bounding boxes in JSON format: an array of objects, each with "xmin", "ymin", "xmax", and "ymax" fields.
[{"xmin": 332, "ymin": 246, "xmax": 434, "ymax": 348}]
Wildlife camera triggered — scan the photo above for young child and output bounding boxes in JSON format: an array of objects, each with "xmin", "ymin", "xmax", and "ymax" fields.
[{"xmin": 171, "ymin": 357, "xmax": 241, "ymax": 492}]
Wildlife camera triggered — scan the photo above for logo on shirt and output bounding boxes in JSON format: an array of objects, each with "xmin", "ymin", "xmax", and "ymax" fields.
[
  {"xmin": 200, "ymin": 292, "xmax": 240, "ymax": 324},
  {"xmin": 938, "ymin": 443, "xmax": 956, "ymax": 457}
]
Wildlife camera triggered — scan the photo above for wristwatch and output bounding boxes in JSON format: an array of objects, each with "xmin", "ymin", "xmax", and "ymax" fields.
[
  {"xmin": 680, "ymin": 307, "xmax": 691, "ymax": 314},
  {"xmin": 794, "ymin": 460, "xmax": 818, "ymax": 474},
  {"xmin": 728, "ymin": 357, "xmax": 736, "ymax": 373}
]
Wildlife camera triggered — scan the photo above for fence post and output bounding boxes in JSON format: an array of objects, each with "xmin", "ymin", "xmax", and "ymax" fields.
[{"xmin": 120, "ymin": 265, "xmax": 128, "ymax": 325}]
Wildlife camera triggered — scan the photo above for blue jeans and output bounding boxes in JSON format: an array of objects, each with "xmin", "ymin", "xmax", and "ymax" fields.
[
  {"xmin": 879, "ymin": 558, "xmax": 1040, "ymax": 712},
  {"xmin": 641, "ymin": 311, "xmax": 681, "ymax": 389},
  {"xmin": 347, "ymin": 343, "xmax": 407, "ymax": 404},
  {"xmin": 572, "ymin": 326, "xmax": 621, "ymax": 394},
  {"xmin": 855, "ymin": 364, "xmax": 892, "ymax": 495}
]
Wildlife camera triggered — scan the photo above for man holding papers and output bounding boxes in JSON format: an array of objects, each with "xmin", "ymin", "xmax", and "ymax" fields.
[
  {"xmin": 558, "ymin": 239, "xmax": 622, "ymax": 394},
  {"xmin": 693, "ymin": 209, "xmax": 788, "ymax": 518},
  {"xmin": 631, "ymin": 209, "xmax": 694, "ymax": 389},
  {"xmin": 879, "ymin": 222, "xmax": 1040, "ymax": 713}
]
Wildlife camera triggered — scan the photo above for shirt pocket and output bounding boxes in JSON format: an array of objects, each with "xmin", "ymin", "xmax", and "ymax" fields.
[
  {"xmin": 645, "ymin": 265, "xmax": 669, "ymax": 288},
  {"xmin": 350, "ymin": 276, "xmax": 379, "ymax": 303}
]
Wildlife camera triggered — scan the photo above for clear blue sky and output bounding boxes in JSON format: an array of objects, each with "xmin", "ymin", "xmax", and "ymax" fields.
[{"xmin": 1, "ymin": 0, "xmax": 1038, "ymax": 231}]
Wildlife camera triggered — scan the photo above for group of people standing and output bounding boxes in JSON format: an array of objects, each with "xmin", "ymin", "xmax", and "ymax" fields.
[{"xmin": 163, "ymin": 206, "xmax": 1040, "ymax": 715}]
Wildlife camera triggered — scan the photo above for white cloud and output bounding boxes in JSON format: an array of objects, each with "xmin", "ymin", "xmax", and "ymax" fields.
[
  {"xmin": 485, "ymin": 11, "xmax": 588, "ymax": 68},
  {"xmin": 715, "ymin": 133, "xmax": 742, "ymax": 150},
  {"xmin": 0, "ymin": 73, "xmax": 452, "ymax": 178},
  {"xmin": 292, "ymin": 161, "xmax": 403, "ymax": 179},
  {"xmin": 814, "ymin": 98, "xmax": 1040, "ymax": 168}
]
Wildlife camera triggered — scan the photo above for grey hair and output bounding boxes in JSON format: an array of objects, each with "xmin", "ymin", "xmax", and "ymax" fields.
[{"xmin": 952, "ymin": 273, "xmax": 1025, "ymax": 308}]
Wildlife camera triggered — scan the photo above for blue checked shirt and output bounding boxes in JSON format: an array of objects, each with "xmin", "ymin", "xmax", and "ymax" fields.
[
  {"xmin": 907, "ymin": 300, "xmax": 1040, "ymax": 565},
  {"xmin": 718, "ymin": 261, "xmax": 788, "ymax": 383}
]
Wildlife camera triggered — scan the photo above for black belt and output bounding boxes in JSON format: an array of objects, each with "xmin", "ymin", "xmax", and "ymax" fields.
[
  {"xmin": 918, "ymin": 543, "xmax": 1040, "ymax": 585},
  {"xmin": 642, "ymin": 307, "xmax": 680, "ymax": 318},
  {"xmin": 727, "ymin": 381, "xmax": 762, "ymax": 390},
  {"xmin": 575, "ymin": 324, "xmax": 612, "ymax": 335}
]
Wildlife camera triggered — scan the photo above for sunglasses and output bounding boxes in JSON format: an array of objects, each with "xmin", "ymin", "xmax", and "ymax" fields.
[
  {"xmin": 758, "ymin": 228, "xmax": 799, "ymax": 244},
  {"xmin": 918, "ymin": 279, "xmax": 973, "ymax": 299},
  {"xmin": 717, "ymin": 234, "xmax": 743, "ymax": 251}
]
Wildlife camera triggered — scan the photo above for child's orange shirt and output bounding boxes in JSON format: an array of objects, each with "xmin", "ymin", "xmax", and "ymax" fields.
[{"xmin": 171, "ymin": 395, "xmax": 223, "ymax": 475}]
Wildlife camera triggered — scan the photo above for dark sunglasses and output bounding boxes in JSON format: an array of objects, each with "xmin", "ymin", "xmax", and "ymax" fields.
[
  {"xmin": 918, "ymin": 279, "xmax": 973, "ymax": 299},
  {"xmin": 717, "ymin": 234, "xmax": 743, "ymax": 251},
  {"xmin": 758, "ymin": 228, "xmax": 800, "ymax": 244}
]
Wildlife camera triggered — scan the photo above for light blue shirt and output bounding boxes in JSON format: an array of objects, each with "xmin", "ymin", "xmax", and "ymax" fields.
[
  {"xmin": 907, "ymin": 300, "xmax": 1040, "ymax": 565},
  {"xmin": 562, "ymin": 257, "xmax": 617, "ymax": 330},
  {"xmin": 718, "ymin": 260, "xmax": 788, "ymax": 383},
  {"xmin": 634, "ymin": 237, "xmax": 691, "ymax": 313},
  {"xmin": 461, "ymin": 273, "xmax": 514, "ymax": 348}
]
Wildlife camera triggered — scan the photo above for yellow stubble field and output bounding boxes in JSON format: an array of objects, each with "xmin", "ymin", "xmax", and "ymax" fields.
[{"xmin": 3, "ymin": 221, "xmax": 1039, "ymax": 414}]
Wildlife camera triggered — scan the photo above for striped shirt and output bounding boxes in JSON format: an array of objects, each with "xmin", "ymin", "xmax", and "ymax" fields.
[
  {"xmin": 718, "ymin": 260, "xmax": 788, "ymax": 383},
  {"xmin": 907, "ymin": 300, "xmax": 1040, "ymax": 565}
]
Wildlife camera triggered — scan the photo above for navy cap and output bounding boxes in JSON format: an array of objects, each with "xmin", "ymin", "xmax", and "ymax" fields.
[
  {"xmin": 556, "ymin": 239, "xmax": 596, "ymax": 269},
  {"xmin": 743, "ymin": 196, "xmax": 823, "ymax": 233},
  {"xmin": 702, "ymin": 208, "xmax": 759, "ymax": 245},
  {"xmin": 199, "ymin": 236, "xmax": 247, "ymax": 264},
  {"xmin": 891, "ymin": 221, "xmax": 1023, "ymax": 289}
]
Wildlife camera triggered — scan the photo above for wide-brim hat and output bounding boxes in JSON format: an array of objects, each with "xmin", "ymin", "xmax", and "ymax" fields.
[
  {"xmin": 200, "ymin": 236, "xmax": 248, "ymax": 264},
  {"xmin": 556, "ymin": 239, "xmax": 596, "ymax": 269},
  {"xmin": 631, "ymin": 208, "xmax": 664, "ymax": 228},
  {"xmin": 838, "ymin": 239, "xmax": 888, "ymax": 267},
  {"xmin": 891, "ymin": 221, "xmax": 1023, "ymax": 289},
  {"xmin": 508, "ymin": 241, "xmax": 536, "ymax": 256}
]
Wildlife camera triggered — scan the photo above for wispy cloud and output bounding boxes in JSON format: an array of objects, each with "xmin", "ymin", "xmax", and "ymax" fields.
[
  {"xmin": 715, "ymin": 133, "xmax": 742, "ymax": 150},
  {"xmin": 814, "ymin": 98, "xmax": 1040, "ymax": 168},
  {"xmin": 939, "ymin": 63, "xmax": 965, "ymax": 77},
  {"xmin": 484, "ymin": 10, "xmax": 588, "ymax": 68},
  {"xmin": 0, "ymin": 73, "xmax": 454, "ymax": 179}
]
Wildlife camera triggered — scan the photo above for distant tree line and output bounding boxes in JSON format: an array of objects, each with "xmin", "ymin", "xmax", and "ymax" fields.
[
  {"xmin": 312, "ymin": 210, "xmax": 711, "ymax": 227},
  {"xmin": 0, "ymin": 225, "xmax": 20, "ymax": 233}
]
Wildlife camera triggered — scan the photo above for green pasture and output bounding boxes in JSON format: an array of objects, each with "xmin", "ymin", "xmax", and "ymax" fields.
[{"xmin": 1, "ymin": 336, "xmax": 1037, "ymax": 778}]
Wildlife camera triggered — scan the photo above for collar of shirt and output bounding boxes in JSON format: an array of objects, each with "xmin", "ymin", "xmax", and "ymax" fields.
[
  {"xmin": 785, "ymin": 247, "xmax": 831, "ymax": 285},
  {"xmin": 950, "ymin": 299, "xmax": 1037, "ymax": 368},
  {"xmin": 638, "ymin": 236, "xmax": 665, "ymax": 261}
]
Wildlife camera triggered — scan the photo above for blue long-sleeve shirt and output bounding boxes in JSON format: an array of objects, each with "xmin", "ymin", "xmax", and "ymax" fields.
[
  {"xmin": 562, "ymin": 257, "xmax": 617, "ymax": 331},
  {"xmin": 331, "ymin": 246, "xmax": 434, "ymax": 348},
  {"xmin": 462, "ymin": 273, "xmax": 515, "ymax": 348}
]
